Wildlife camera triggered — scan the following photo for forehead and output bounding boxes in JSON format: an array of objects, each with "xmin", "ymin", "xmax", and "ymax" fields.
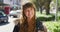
[{"xmin": 25, "ymin": 7, "xmax": 34, "ymax": 10}]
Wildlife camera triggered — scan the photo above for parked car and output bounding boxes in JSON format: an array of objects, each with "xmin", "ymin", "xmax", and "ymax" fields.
[
  {"xmin": 9, "ymin": 10, "xmax": 22, "ymax": 18},
  {"xmin": 0, "ymin": 11, "xmax": 8, "ymax": 23}
]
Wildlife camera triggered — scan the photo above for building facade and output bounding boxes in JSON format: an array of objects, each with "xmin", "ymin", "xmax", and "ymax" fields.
[{"xmin": 3, "ymin": 0, "xmax": 21, "ymax": 6}]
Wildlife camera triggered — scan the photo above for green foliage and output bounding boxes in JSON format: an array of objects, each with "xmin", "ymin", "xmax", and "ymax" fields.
[
  {"xmin": 58, "ymin": 0, "xmax": 60, "ymax": 6},
  {"xmin": 45, "ymin": 22, "xmax": 60, "ymax": 32},
  {"xmin": 36, "ymin": 11, "xmax": 55, "ymax": 21},
  {"xmin": 58, "ymin": 0, "xmax": 60, "ymax": 11}
]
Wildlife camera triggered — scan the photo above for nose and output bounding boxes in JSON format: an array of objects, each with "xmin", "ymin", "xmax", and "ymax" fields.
[{"xmin": 28, "ymin": 10, "xmax": 30, "ymax": 16}]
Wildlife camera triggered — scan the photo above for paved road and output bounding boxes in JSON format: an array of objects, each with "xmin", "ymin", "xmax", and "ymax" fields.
[{"xmin": 0, "ymin": 17, "xmax": 18, "ymax": 32}]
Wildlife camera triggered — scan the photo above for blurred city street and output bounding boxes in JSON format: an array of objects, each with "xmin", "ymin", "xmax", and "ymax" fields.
[
  {"xmin": 0, "ymin": 17, "xmax": 18, "ymax": 32},
  {"xmin": 0, "ymin": 0, "xmax": 60, "ymax": 32},
  {"xmin": 0, "ymin": 0, "xmax": 21, "ymax": 32}
]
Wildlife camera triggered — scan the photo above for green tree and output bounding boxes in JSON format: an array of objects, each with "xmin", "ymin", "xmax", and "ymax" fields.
[{"xmin": 31, "ymin": 0, "xmax": 52, "ymax": 15}]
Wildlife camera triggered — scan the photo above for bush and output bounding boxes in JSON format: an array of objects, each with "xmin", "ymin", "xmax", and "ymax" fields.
[{"xmin": 45, "ymin": 22, "xmax": 60, "ymax": 32}]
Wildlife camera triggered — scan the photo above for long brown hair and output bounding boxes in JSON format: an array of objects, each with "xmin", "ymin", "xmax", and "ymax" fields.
[
  {"xmin": 20, "ymin": 2, "xmax": 36, "ymax": 32},
  {"xmin": 23, "ymin": 2, "xmax": 36, "ymax": 23}
]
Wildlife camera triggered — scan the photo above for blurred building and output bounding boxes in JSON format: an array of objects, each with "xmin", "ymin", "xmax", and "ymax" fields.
[
  {"xmin": 0, "ymin": 0, "xmax": 21, "ymax": 10},
  {"xmin": 3, "ymin": 0, "xmax": 21, "ymax": 7}
]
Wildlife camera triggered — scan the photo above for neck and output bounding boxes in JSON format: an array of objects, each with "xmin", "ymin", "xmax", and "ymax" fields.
[{"xmin": 27, "ymin": 18, "xmax": 31, "ymax": 22}]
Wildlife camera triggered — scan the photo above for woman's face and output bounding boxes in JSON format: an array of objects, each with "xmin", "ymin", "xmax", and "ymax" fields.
[{"xmin": 24, "ymin": 7, "xmax": 34, "ymax": 19}]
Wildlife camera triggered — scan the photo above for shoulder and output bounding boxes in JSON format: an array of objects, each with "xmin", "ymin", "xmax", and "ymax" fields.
[{"xmin": 14, "ymin": 19, "xmax": 20, "ymax": 25}]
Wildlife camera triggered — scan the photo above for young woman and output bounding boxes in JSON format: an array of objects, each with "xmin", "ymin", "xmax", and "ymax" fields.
[
  {"xmin": 13, "ymin": 2, "xmax": 36, "ymax": 32},
  {"xmin": 20, "ymin": 3, "xmax": 36, "ymax": 32},
  {"xmin": 13, "ymin": 2, "xmax": 47, "ymax": 32}
]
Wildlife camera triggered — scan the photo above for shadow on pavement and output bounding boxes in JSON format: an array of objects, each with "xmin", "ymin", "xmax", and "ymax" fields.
[{"xmin": 0, "ymin": 22, "xmax": 10, "ymax": 26}]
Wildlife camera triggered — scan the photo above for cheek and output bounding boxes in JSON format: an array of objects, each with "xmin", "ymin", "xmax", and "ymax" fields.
[
  {"xmin": 31, "ymin": 9, "xmax": 35, "ymax": 15},
  {"xmin": 31, "ymin": 11, "xmax": 34, "ymax": 15},
  {"xmin": 29, "ymin": 11, "xmax": 34, "ymax": 18},
  {"xmin": 25, "ymin": 11, "xmax": 28, "ymax": 16}
]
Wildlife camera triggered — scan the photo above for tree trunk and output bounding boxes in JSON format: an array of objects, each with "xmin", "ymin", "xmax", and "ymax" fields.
[{"xmin": 45, "ymin": 2, "xmax": 50, "ymax": 15}]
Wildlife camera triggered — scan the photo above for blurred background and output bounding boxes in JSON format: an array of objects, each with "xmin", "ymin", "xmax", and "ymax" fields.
[{"xmin": 0, "ymin": 0, "xmax": 60, "ymax": 32}]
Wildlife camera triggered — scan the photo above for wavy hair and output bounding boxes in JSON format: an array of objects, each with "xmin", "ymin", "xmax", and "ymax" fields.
[{"xmin": 20, "ymin": 2, "xmax": 36, "ymax": 32}]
